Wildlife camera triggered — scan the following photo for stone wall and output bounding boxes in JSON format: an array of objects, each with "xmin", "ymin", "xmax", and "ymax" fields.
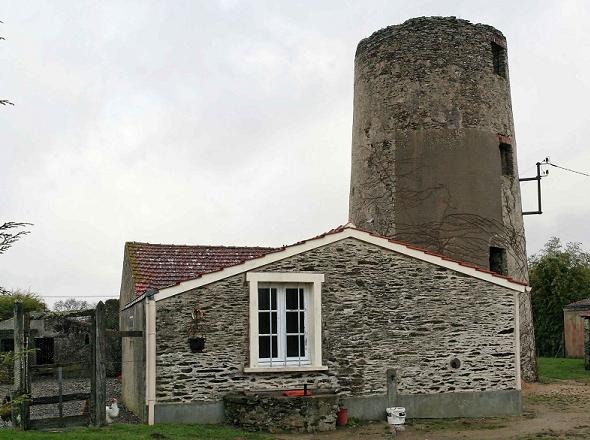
[
  {"xmin": 155, "ymin": 238, "xmax": 517, "ymax": 405},
  {"xmin": 348, "ymin": 16, "xmax": 535, "ymax": 381},
  {"xmin": 224, "ymin": 392, "xmax": 339, "ymax": 432}
]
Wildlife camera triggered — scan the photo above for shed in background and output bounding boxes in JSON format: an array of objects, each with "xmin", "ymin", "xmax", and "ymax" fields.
[{"xmin": 564, "ymin": 298, "xmax": 590, "ymax": 358}]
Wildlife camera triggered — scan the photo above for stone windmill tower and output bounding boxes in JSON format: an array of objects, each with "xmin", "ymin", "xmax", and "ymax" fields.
[{"xmin": 348, "ymin": 17, "xmax": 536, "ymax": 381}]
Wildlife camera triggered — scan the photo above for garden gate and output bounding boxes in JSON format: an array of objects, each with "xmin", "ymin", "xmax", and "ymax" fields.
[{"xmin": 11, "ymin": 301, "xmax": 139, "ymax": 430}]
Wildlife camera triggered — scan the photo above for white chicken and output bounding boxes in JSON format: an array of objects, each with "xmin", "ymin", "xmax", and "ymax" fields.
[{"xmin": 106, "ymin": 398, "xmax": 120, "ymax": 424}]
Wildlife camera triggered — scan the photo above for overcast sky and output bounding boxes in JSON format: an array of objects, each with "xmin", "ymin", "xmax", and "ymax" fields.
[{"xmin": 1, "ymin": 0, "xmax": 589, "ymax": 306}]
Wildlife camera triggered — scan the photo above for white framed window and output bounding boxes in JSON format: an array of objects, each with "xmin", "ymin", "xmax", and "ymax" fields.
[
  {"xmin": 245, "ymin": 272, "xmax": 326, "ymax": 372},
  {"xmin": 257, "ymin": 284, "xmax": 309, "ymax": 366}
]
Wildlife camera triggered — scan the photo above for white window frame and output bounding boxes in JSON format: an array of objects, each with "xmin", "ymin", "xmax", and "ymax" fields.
[{"xmin": 245, "ymin": 272, "xmax": 327, "ymax": 373}]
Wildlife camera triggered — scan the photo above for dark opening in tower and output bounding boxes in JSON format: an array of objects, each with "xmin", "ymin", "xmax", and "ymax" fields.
[
  {"xmin": 499, "ymin": 143, "xmax": 514, "ymax": 176},
  {"xmin": 489, "ymin": 247, "xmax": 507, "ymax": 275},
  {"xmin": 492, "ymin": 42, "xmax": 507, "ymax": 78}
]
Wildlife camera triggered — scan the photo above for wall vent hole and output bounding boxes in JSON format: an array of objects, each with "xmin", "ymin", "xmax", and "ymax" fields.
[
  {"xmin": 450, "ymin": 358, "xmax": 461, "ymax": 369},
  {"xmin": 489, "ymin": 247, "xmax": 508, "ymax": 275},
  {"xmin": 499, "ymin": 143, "xmax": 514, "ymax": 176}
]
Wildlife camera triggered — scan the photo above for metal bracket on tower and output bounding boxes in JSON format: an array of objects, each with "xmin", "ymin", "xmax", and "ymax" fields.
[{"xmin": 519, "ymin": 158, "xmax": 549, "ymax": 215}]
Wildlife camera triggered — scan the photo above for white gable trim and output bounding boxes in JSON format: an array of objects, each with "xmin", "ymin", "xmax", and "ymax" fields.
[{"xmin": 153, "ymin": 228, "xmax": 528, "ymax": 302}]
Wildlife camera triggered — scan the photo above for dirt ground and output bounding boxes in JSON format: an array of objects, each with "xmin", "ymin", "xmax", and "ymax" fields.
[{"xmin": 276, "ymin": 380, "xmax": 590, "ymax": 440}]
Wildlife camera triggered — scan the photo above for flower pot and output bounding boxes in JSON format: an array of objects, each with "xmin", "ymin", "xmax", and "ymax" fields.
[
  {"xmin": 189, "ymin": 337, "xmax": 205, "ymax": 352},
  {"xmin": 336, "ymin": 407, "xmax": 349, "ymax": 426}
]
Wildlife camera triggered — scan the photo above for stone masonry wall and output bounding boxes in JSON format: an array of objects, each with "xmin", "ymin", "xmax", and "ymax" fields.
[
  {"xmin": 348, "ymin": 16, "xmax": 534, "ymax": 382},
  {"xmin": 155, "ymin": 238, "xmax": 517, "ymax": 404},
  {"xmin": 224, "ymin": 392, "xmax": 340, "ymax": 433}
]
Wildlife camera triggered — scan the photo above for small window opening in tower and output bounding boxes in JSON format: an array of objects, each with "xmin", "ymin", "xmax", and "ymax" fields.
[
  {"xmin": 489, "ymin": 247, "xmax": 507, "ymax": 275},
  {"xmin": 499, "ymin": 143, "xmax": 514, "ymax": 176},
  {"xmin": 492, "ymin": 42, "xmax": 506, "ymax": 78}
]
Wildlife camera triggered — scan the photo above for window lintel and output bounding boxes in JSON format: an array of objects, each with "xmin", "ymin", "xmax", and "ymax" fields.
[{"xmin": 246, "ymin": 272, "xmax": 325, "ymax": 283}]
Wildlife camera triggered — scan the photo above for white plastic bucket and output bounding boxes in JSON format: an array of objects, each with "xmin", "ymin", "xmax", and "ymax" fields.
[{"xmin": 386, "ymin": 407, "xmax": 406, "ymax": 425}]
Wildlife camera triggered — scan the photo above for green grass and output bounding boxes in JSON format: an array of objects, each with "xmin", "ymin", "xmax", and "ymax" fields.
[
  {"xmin": 0, "ymin": 423, "xmax": 271, "ymax": 440},
  {"xmin": 537, "ymin": 357, "xmax": 590, "ymax": 383}
]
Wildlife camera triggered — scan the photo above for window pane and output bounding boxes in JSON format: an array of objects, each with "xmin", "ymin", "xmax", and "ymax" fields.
[
  {"xmin": 271, "ymin": 336, "xmax": 278, "ymax": 357},
  {"xmin": 300, "ymin": 335, "xmax": 305, "ymax": 356},
  {"xmin": 271, "ymin": 311, "xmax": 277, "ymax": 333},
  {"xmin": 259, "ymin": 336, "xmax": 270, "ymax": 359},
  {"xmin": 286, "ymin": 288, "xmax": 299, "ymax": 309},
  {"xmin": 286, "ymin": 311, "xmax": 299, "ymax": 333},
  {"xmin": 271, "ymin": 288, "xmax": 277, "ymax": 309},
  {"xmin": 258, "ymin": 288, "xmax": 270, "ymax": 310},
  {"xmin": 299, "ymin": 289, "xmax": 304, "ymax": 308},
  {"xmin": 299, "ymin": 311, "xmax": 305, "ymax": 331},
  {"xmin": 287, "ymin": 335, "xmax": 299, "ymax": 357},
  {"xmin": 258, "ymin": 312, "xmax": 270, "ymax": 334}
]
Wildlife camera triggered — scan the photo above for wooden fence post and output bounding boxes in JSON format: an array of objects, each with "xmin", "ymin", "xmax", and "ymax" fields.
[
  {"xmin": 24, "ymin": 312, "xmax": 31, "ymax": 430},
  {"xmin": 57, "ymin": 367, "xmax": 63, "ymax": 423},
  {"xmin": 584, "ymin": 315, "xmax": 590, "ymax": 371},
  {"xmin": 89, "ymin": 310, "xmax": 96, "ymax": 425},
  {"xmin": 94, "ymin": 302, "xmax": 106, "ymax": 426},
  {"xmin": 13, "ymin": 301, "xmax": 30, "ymax": 430},
  {"xmin": 13, "ymin": 302, "xmax": 23, "ymax": 394}
]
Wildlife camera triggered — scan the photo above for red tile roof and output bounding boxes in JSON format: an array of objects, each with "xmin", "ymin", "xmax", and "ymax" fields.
[
  {"xmin": 126, "ymin": 242, "xmax": 280, "ymax": 296},
  {"xmin": 125, "ymin": 224, "xmax": 528, "ymax": 299}
]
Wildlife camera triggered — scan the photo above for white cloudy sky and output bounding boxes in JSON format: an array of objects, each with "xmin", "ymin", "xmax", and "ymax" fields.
[{"xmin": 1, "ymin": 0, "xmax": 589, "ymax": 306}]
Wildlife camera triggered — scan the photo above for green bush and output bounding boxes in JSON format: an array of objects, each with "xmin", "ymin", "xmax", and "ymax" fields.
[
  {"xmin": 0, "ymin": 290, "xmax": 46, "ymax": 321},
  {"xmin": 529, "ymin": 238, "xmax": 590, "ymax": 357}
]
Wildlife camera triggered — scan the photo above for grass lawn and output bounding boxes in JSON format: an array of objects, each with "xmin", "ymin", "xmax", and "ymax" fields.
[
  {"xmin": 537, "ymin": 356, "xmax": 590, "ymax": 383},
  {"xmin": 0, "ymin": 424, "xmax": 270, "ymax": 440}
]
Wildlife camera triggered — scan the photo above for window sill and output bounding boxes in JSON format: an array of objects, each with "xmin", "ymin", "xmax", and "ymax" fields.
[{"xmin": 244, "ymin": 365, "xmax": 328, "ymax": 373}]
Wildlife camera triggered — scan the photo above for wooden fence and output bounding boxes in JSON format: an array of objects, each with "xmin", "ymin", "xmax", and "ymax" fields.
[{"xmin": 13, "ymin": 302, "xmax": 107, "ymax": 429}]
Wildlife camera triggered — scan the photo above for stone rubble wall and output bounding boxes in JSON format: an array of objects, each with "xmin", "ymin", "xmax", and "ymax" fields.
[
  {"xmin": 224, "ymin": 392, "xmax": 340, "ymax": 433},
  {"xmin": 348, "ymin": 16, "xmax": 535, "ymax": 381},
  {"xmin": 155, "ymin": 238, "xmax": 517, "ymax": 404}
]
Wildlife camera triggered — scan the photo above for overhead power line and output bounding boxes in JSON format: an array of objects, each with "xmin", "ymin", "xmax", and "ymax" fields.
[
  {"xmin": 547, "ymin": 161, "xmax": 590, "ymax": 177},
  {"xmin": 40, "ymin": 295, "xmax": 119, "ymax": 298}
]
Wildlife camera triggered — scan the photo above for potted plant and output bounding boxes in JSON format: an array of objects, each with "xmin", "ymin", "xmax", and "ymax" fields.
[{"xmin": 188, "ymin": 307, "xmax": 206, "ymax": 353}]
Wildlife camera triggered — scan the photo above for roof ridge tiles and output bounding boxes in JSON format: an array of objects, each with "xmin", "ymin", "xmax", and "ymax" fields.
[
  {"xmin": 125, "ymin": 223, "xmax": 529, "ymax": 298},
  {"xmin": 126, "ymin": 241, "xmax": 277, "ymax": 250}
]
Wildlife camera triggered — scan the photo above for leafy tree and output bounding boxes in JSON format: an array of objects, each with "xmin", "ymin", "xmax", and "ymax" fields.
[
  {"xmin": 530, "ymin": 237, "xmax": 590, "ymax": 357},
  {"xmin": 0, "ymin": 289, "xmax": 47, "ymax": 321}
]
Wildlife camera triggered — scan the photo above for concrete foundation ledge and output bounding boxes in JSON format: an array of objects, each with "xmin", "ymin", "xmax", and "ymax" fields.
[
  {"xmin": 343, "ymin": 389, "xmax": 522, "ymax": 420},
  {"xmin": 154, "ymin": 401, "xmax": 224, "ymax": 424}
]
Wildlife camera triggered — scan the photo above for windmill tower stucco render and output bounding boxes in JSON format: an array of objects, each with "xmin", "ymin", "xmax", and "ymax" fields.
[{"xmin": 348, "ymin": 17, "xmax": 537, "ymax": 381}]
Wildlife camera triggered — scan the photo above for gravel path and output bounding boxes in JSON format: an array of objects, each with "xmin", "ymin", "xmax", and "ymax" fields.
[{"xmin": 0, "ymin": 376, "xmax": 141, "ymax": 424}]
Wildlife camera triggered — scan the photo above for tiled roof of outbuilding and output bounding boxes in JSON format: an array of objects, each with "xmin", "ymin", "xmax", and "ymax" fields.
[
  {"xmin": 124, "ymin": 224, "xmax": 529, "ymax": 300},
  {"xmin": 126, "ymin": 242, "xmax": 280, "ymax": 296}
]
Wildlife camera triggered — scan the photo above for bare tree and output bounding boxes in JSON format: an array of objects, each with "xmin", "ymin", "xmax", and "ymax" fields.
[
  {"xmin": 1, "ymin": 20, "xmax": 13, "ymax": 107},
  {"xmin": 54, "ymin": 298, "xmax": 93, "ymax": 312},
  {"xmin": 1, "ymin": 223, "xmax": 32, "ymax": 294},
  {"xmin": 0, "ymin": 222, "xmax": 31, "ymax": 255}
]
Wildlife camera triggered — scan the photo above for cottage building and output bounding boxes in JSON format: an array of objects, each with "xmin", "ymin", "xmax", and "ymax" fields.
[
  {"xmin": 119, "ymin": 224, "xmax": 526, "ymax": 426},
  {"xmin": 563, "ymin": 298, "xmax": 590, "ymax": 358}
]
